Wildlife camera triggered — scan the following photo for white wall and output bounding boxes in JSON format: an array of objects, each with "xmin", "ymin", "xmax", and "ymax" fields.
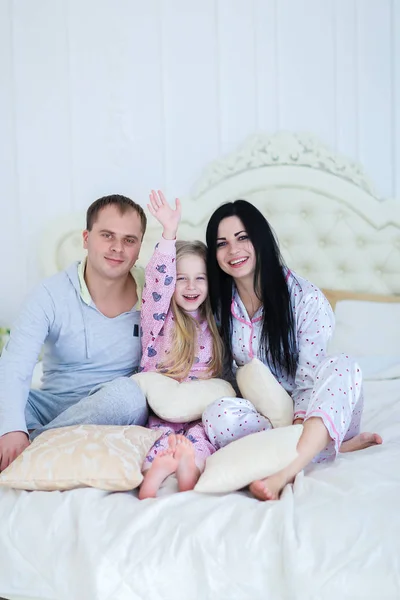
[{"xmin": 1, "ymin": 0, "xmax": 399, "ymax": 324}]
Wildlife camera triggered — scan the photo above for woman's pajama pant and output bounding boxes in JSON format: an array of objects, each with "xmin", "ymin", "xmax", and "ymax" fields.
[{"xmin": 202, "ymin": 354, "xmax": 364, "ymax": 462}]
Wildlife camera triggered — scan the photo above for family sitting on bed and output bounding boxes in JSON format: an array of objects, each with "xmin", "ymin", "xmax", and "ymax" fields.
[{"xmin": 0, "ymin": 192, "xmax": 382, "ymax": 500}]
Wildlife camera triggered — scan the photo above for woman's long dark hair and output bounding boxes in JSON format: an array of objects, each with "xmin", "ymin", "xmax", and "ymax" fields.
[{"xmin": 206, "ymin": 200, "xmax": 297, "ymax": 377}]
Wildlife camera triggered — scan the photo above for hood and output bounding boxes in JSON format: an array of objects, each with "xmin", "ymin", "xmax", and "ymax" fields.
[{"xmin": 65, "ymin": 261, "xmax": 92, "ymax": 359}]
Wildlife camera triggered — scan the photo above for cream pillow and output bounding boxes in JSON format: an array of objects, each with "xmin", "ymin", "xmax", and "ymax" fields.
[
  {"xmin": 195, "ymin": 425, "xmax": 303, "ymax": 494},
  {"xmin": 236, "ymin": 358, "xmax": 294, "ymax": 428},
  {"xmin": 131, "ymin": 372, "xmax": 236, "ymax": 423},
  {"xmin": 0, "ymin": 425, "xmax": 161, "ymax": 492}
]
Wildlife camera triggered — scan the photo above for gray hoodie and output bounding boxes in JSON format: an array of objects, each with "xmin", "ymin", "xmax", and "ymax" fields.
[{"xmin": 0, "ymin": 262, "xmax": 144, "ymax": 436}]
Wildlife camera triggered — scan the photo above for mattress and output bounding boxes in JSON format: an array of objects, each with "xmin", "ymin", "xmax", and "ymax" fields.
[{"xmin": 0, "ymin": 377, "xmax": 399, "ymax": 600}]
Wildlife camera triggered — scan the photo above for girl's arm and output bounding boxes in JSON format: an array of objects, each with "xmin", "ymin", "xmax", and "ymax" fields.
[
  {"xmin": 141, "ymin": 238, "xmax": 177, "ymax": 362},
  {"xmin": 140, "ymin": 190, "xmax": 181, "ymax": 368}
]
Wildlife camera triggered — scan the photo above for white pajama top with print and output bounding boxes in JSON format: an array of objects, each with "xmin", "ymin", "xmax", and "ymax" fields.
[{"xmin": 203, "ymin": 270, "xmax": 363, "ymax": 460}]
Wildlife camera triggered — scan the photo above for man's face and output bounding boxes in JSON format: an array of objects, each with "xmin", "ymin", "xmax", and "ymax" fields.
[{"xmin": 83, "ymin": 205, "xmax": 143, "ymax": 280}]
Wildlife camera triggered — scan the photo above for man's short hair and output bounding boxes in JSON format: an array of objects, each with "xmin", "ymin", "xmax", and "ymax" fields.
[{"xmin": 86, "ymin": 194, "xmax": 147, "ymax": 235}]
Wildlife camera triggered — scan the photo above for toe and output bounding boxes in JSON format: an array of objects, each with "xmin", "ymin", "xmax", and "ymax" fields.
[
  {"xmin": 249, "ymin": 480, "xmax": 266, "ymax": 500},
  {"xmin": 168, "ymin": 435, "xmax": 177, "ymax": 451}
]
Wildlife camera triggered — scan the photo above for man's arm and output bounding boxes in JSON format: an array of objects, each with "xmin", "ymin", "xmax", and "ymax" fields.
[{"xmin": 0, "ymin": 284, "xmax": 55, "ymax": 470}]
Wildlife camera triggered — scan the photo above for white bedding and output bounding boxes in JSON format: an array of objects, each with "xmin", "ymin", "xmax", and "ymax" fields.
[{"xmin": 1, "ymin": 376, "xmax": 399, "ymax": 600}]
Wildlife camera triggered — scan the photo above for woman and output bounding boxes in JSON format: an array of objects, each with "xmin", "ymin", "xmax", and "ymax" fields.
[{"xmin": 202, "ymin": 200, "xmax": 382, "ymax": 501}]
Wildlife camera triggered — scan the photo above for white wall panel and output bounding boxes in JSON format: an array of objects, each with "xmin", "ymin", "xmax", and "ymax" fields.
[
  {"xmin": 0, "ymin": 1, "xmax": 26, "ymax": 324},
  {"xmin": 67, "ymin": 0, "xmax": 166, "ymax": 210},
  {"xmin": 216, "ymin": 0, "xmax": 257, "ymax": 154},
  {"xmin": 334, "ymin": 0, "xmax": 358, "ymax": 161},
  {"xmin": 356, "ymin": 0, "xmax": 392, "ymax": 198},
  {"xmin": 277, "ymin": 0, "xmax": 336, "ymax": 147},
  {"xmin": 10, "ymin": 0, "xmax": 72, "ymax": 300},
  {"xmin": 393, "ymin": 0, "xmax": 400, "ymax": 199},
  {"xmin": 254, "ymin": 0, "xmax": 279, "ymax": 131},
  {"xmin": 160, "ymin": 0, "xmax": 219, "ymax": 196}
]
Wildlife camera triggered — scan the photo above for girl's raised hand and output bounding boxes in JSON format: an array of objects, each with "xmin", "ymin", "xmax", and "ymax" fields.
[{"xmin": 147, "ymin": 190, "xmax": 181, "ymax": 240}]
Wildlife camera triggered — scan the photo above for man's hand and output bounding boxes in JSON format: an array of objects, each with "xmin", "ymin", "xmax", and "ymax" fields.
[{"xmin": 0, "ymin": 431, "xmax": 30, "ymax": 472}]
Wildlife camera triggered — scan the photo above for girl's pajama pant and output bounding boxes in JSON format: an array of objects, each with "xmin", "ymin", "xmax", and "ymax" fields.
[{"xmin": 143, "ymin": 415, "xmax": 215, "ymax": 471}]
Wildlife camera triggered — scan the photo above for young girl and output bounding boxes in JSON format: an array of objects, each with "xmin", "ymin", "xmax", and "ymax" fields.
[
  {"xmin": 138, "ymin": 190, "xmax": 224, "ymax": 500},
  {"xmin": 203, "ymin": 199, "xmax": 382, "ymax": 501}
]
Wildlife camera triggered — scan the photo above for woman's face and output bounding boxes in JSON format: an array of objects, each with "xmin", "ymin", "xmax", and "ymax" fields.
[{"xmin": 216, "ymin": 216, "xmax": 256, "ymax": 281}]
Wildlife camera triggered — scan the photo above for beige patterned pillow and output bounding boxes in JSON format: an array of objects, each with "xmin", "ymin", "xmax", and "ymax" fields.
[{"xmin": 0, "ymin": 425, "xmax": 161, "ymax": 492}]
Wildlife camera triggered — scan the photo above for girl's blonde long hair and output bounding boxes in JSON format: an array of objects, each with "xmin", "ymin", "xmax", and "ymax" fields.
[{"xmin": 159, "ymin": 240, "xmax": 224, "ymax": 381}]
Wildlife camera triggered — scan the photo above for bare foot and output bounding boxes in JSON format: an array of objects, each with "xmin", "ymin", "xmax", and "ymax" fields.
[
  {"xmin": 139, "ymin": 449, "xmax": 178, "ymax": 500},
  {"xmin": 174, "ymin": 435, "xmax": 200, "ymax": 492},
  {"xmin": 249, "ymin": 470, "xmax": 291, "ymax": 501},
  {"xmin": 340, "ymin": 432, "xmax": 382, "ymax": 454},
  {"xmin": 167, "ymin": 433, "xmax": 179, "ymax": 453}
]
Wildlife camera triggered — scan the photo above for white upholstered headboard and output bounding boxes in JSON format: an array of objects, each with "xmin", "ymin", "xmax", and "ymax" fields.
[{"xmin": 40, "ymin": 132, "xmax": 400, "ymax": 295}]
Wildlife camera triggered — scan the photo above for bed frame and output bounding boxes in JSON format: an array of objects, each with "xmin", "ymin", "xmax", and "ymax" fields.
[{"xmin": 40, "ymin": 131, "xmax": 400, "ymax": 296}]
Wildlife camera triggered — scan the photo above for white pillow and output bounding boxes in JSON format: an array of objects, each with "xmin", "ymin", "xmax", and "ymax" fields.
[
  {"xmin": 131, "ymin": 372, "xmax": 236, "ymax": 423},
  {"xmin": 195, "ymin": 425, "xmax": 303, "ymax": 494},
  {"xmin": 0, "ymin": 425, "xmax": 161, "ymax": 492},
  {"xmin": 328, "ymin": 300, "xmax": 400, "ymax": 379},
  {"xmin": 236, "ymin": 358, "xmax": 293, "ymax": 427}
]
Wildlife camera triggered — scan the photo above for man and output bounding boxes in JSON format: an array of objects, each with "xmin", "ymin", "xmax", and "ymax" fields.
[{"xmin": 0, "ymin": 194, "xmax": 148, "ymax": 471}]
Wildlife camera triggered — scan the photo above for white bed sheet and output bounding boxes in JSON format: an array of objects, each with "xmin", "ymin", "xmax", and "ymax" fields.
[{"xmin": 0, "ymin": 377, "xmax": 399, "ymax": 600}]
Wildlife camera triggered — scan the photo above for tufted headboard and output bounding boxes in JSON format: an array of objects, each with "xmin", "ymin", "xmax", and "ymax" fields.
[{"xmin": 40, "ymin": 132, "xmax": 400, "ymax": 295}]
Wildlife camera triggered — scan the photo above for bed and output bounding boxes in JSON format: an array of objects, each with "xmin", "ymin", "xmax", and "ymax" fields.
[{"xmin": 1, "ymin": 131, "xmax": 399, "ymax": 600}]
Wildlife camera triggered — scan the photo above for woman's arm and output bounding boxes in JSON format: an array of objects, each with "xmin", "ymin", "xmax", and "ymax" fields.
[{"xmin": 291, "ymin": 289, "xmax": 335, "ymax": 420}]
